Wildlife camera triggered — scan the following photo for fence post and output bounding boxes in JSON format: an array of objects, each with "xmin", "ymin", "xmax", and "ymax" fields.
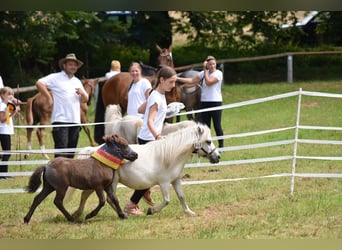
[
  {"xmin": 291, "ymin": 88, "xmax": 302, "ymax": 195},
  {"xmin": 287, "ymin": 54, "xmax": 293, "ymax": 83},
  {"xmin": 220, "ymin": 63, "xmax": 224, "ymax": 83}
]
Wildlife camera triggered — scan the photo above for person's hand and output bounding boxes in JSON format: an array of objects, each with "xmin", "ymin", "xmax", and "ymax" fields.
[
  {"xmin": 75, "ymin": 88, "xmax": 84, "ymax": 96},
  {"xmin": 203, "ymin": 61, "xmax": 208, "ymax": 70}
]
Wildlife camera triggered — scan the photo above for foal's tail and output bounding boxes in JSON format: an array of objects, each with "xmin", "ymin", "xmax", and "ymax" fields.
[{"xmin": 25, "ymin": 166, "xmax": 45, "ymax": 193}]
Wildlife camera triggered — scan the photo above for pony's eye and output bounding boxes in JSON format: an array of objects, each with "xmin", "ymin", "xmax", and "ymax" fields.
[{"xmin": 206, "ymin": 140, "xmax": 211, "ymax": 145}]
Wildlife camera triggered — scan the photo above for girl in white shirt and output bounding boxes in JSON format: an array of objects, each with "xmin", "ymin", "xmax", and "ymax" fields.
[
  {"xmin": 124, "ymin": 66, "xmax": 177, "ymax": 215},
  {"xmin": 0, "ymin": 87, "xmax": 19, "ymax": 179}
]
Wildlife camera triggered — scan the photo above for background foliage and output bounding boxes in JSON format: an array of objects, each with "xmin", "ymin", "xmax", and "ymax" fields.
[{"xmin": 0, "ymin": 11, "xmax": 341, "ymax": 94}]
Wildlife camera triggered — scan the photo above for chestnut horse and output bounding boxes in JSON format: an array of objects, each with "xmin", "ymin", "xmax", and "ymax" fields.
[
  {"xmin": 24, "ymin": 78, "xmax": 98, "ymax": 159},
  {"xmin": 23, "ymin": 133, "xmax": 138, "ymax": 223},
  {"xmin": 102, "ymin": 44, "xmax": 175, "ymax": 113},
  {"xmin": 94, "ymin": 44, "xmax": 178, "ymax": 143}
]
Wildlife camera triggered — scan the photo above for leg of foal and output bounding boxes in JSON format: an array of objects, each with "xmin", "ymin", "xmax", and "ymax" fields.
[
  {"xmin": 53, "ymin": 187, "xmax": 75, "ymax": 222},
  {"xmin": 85, "ymin": 189, "xmax": 106, "ymax": 220},
  {"xmin": 72, "ymin": 190, "xmax": 94, "ymax": 219},
  {"xmin": 147, "ymin": 183, "xmax": 171, "ymax": 215},
  {"xmin": 105, "ymin": 185, "xmax": 127, "ymax": 219},
  {"xmin": 24, "ymin": 183, "xmax": 54, "ymax": 223},
  {"xmin": 172, "ymin": 178, "xmax": 196, "ymax": 216}
]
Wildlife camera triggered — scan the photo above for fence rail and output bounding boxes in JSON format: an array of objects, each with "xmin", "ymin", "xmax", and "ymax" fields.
[
  {"xmin": 174, "ymin": 50, "xmax": 342, "ymax": 83},
  {"xmin": 1, "ymin": 88, "xmax": 341, "ymax": 195}
]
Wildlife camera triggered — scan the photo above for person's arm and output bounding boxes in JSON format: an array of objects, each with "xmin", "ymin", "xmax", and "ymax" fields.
[
  {"xmin": 36, "ymin": 81, "xmax": 53, "ymax": 107},
  {"xmin": 176, "ymin": 75, "xmax": 201, "ymax": 88},
  {"xmin": 147, "ymin": 103, "xmax": 161, "ymax": 140},
  {"xmin": 138, "ymin": 101, "xmax": 147, "ymax": 114},
  {"xmin": 202, "ymin": 70, "xmax": 219, "ymax": 86},
  {"xmin": 75, "ymin": 87, "xmax": 88, "ymax": 103},
  {"xmin": 0, "ymin": 111, "xmax": 6, "ymax": 123},
  {"xmin": 177, "ymin": 75, "xmax": 200, "ymax": 84}
]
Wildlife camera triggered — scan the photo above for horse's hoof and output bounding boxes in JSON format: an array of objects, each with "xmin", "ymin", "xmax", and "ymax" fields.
[
  {"xmin": 147, "ymin": 208, "xmax": 153, "ymax": 215},
  {"xmin": 23, "ymin": 217, "xmax": 30, "ymax": 224},
  {"xmin": 119, "ymin": 213, "xmax": 128, "ymax": 219},
  {"xmin": 68, "ymin": 217, "xmax": 75, "ymax": 222}
]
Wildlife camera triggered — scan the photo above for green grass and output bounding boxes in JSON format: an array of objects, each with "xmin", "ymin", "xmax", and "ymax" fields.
[{"xmin": 0, "ymin": 80, "xmax": 341, "ymax": 239}]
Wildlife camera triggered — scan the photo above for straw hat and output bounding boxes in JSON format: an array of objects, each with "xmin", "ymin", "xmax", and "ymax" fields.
[{"xmin": 58, "ymin": 53, "xmax": 84, "ymax": 69}]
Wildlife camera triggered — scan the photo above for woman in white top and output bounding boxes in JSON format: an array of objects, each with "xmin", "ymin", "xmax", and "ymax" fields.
[
  {"xmin": 124, "ymin": 66, "xmax": 177, "ymax": 215},
  {"xmin": 0, "ymin": 87, "xmax": 19, "ymax": 179},
  {"xmin": 177, "ymin": 55, "xmax": 224, "ymax": 149},
  {"xmin": 126, "ymin": 62, "xmax": 152, "ymax": 118}
]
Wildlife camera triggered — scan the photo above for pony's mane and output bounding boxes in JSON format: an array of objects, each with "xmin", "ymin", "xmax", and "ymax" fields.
[
  {"xmin": 105, "ymin": 104, "xmax": 122, "ymax": 122},
  {"xmin": 147, "ymin": 122, "xmax": 210, "ymax": 163}
]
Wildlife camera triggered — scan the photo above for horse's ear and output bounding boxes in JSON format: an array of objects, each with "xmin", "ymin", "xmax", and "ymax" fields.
[
  {"xmin": 102, "ymin": 134, "xmax": 109, "ymax": 143},
  {"xmin": 197, "ymin": 125, "xmax": 204, "ymax": 135},
  {"xmin": 156, "ymin": 44, "xmax": 162, "ymax": 52},
  {"xmin": 112, "ymin": 133, "xmax": 119, "ymax": 142}
]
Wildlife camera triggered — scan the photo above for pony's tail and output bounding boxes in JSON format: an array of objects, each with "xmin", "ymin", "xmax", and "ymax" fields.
[{"xmin": 25, "ymin": 166, "xmax": 45, "ymax": 193}]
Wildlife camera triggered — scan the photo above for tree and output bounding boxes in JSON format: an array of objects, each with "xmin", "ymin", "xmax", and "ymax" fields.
[
  {"xmin": 129, "ymin": 11, "xmax": 172, "ymax": 66},
  {"xmin": 173, "ymin": 11, "xmax": 298, "ymax": 50},
  {"xmin": 0, "ymin": 11, "xmax": 102, "ymax": 86}
]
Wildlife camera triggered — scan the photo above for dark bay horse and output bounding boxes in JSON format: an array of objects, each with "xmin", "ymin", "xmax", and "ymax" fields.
[
  {"xmin": 25, "ymin": 78, "xmax": 98, "ymax": 159},
  {"xmin": 23, "ymin": 133, "xmax": 138, "ymax": 223},
  {"xmin": 176, "ymin": 69, "xmax": 201, "ymax": 121}
]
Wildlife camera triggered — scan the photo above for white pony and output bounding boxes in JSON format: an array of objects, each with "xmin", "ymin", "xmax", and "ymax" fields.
[
  {"xmin": 104, "ymin": 104, "xmax": 143, "ymax": 144},
  {"xmin": 72, "ymin": 123, "xmax": 220, "ymax": 218},
  {"xmin": 104, "ymin": 104, "xmax": 197, "ymax": 143}
]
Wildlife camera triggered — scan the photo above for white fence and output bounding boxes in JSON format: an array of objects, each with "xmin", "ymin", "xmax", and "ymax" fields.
[{"xmin": 1, "ymin": 88, "xmax": 341, "ymax": 195}]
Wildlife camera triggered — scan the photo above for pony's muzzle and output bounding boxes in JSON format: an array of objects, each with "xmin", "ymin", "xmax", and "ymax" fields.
[
  {"xmin": 125, "ymin": 149, "xmax": 138, "ymax": 161},
  {"xmin": 208, "ymin": 149, "xmax": 220, "ymax": 164}
]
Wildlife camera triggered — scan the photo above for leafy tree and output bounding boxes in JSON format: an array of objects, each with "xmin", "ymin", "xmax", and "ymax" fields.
[
  {"xmin": 173, "ymin": 11, "xmax": 298, "ymax": 50},
  {"xmin": 129, "ymin": 11, "xmax": 172, "ymax": 66}
]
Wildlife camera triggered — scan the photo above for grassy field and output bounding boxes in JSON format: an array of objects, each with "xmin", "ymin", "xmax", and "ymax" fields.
[{"xmin": 0, "ymin": 80, "xmax": 341, "ymax": 239}]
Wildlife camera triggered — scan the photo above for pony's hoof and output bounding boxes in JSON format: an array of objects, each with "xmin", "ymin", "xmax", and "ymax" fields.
[
  {"xmin": 147, "ymin": 208, "xmax": 153, "ymax": 215},
  {"xmin": 23, "ymin": 217, "xmax": 30, "ymax": 224},
  {"xmin": 119, "ymin": 213, "xmax": 128, "ymax": 219}
]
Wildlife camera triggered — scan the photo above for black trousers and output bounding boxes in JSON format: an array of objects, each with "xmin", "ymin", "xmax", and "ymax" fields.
[
  {"xmin": 130, "ymin": 137, "xmax": 152, "ymax": 204},
  {"xmin": 52, "ymin": 122, "xmax": 81, "ymax": 158},
  {"xmin": 0, "ymin": 134, "xmax": 11, "ymax": 173},
  {"xmin": 198, "ymin": 101, "xmax": 224, "ymax": 148}
]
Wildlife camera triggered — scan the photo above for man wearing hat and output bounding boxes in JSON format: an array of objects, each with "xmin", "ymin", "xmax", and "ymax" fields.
[
  {"xmin": 176, "ymin": 55, "xmax": 224, "ymax": 150},
  {"xmin": 36, "ymin": 53, "xmax": 88, "ymax": 158}
]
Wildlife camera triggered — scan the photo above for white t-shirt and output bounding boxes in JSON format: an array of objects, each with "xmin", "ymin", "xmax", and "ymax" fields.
[
  {"xmin": 0, "ymin": 101, "xmax": 14, "ymax": 135},
  {"xmin": 127, "ymin": 78, "xmax": 152, "ymax": 118},
  {"xmin": 38, "ymin": 71, "xmax": 87, "ymax": 124},
  {"xmin": 105, "ymin": 70, "xmax": 120, "ymax": 79},
  {"xmin": 0, "ymin": 76, "xmax": 4, "ymax": 88},
  {"xmin": 198, "ymin": 70, "xmax": 223, "ymax": 102},
  {"xmin": 138, "ymin": 90, "xmax": 167, "ymax": 141}
]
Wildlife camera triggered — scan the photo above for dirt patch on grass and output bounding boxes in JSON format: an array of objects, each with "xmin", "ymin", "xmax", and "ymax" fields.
[{"xmin": 302, "ymin": 101, "xmax": 318, "ymax": 108}]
